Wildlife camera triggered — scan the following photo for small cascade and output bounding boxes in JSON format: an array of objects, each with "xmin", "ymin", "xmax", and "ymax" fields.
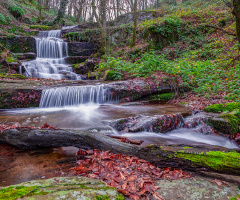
[
  {"xmin": 22, "ymin": 30, "xmax": 80, "ymax": 80},
  {"xmin": 40, "ymin": 85, "xmax": 113, "ymax": 107}
]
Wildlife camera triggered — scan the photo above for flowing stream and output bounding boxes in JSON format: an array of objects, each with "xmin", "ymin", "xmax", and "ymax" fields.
[
  {"xmin": 0, "ymin": 83, "xmax": 239, "ymax": 186},
  {"xmin": 0, "ymin": 84, "xmax": 238, "ymax": 149},
  {"xmin": 22, "ymin": 30, "xmax": 80, "ymax": 80}
]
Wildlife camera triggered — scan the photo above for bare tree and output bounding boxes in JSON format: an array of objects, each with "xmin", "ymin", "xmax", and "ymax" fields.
[
  {"xmin": 131, "ymin": 0, "xmax": 137, "ymax": 47},
  {"xmin": 232, "ymin": 0, "xmax": 240, "ymax": 44}
]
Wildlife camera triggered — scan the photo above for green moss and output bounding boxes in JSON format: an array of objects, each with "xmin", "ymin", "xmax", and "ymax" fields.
[
  {"xmin": 183, "ymin": 146, "xmax": 193, "ymax": 149},
  {"xmin": 116, "ymin": 194, "xmax": 125, "ymax": 200},
  {"xmin": 29, "ymin": 25, "xmax": 52, "ymax": 30},
  {"xmin": 6, "ymin": 56, "xmax": 17, "ymax": 63},
  {"xmin": 147, "ymin": 93, "xmax": 174, "ymax": 102},
  {"xmin": 231, "ymin": 195, "xmax": 240, "ymax": 200},
  {"xmin": 221, "ymin": 113, "xmax": 240, "ymax": 133},
  {"xmin": 94, "ymin": 195, "xmax": 110, "ymax": 200},
  {"xmin": 205, "ymin": 102, "xmax": 240, "ymax": 113},
  {"xmin": 0, "ymin": 186, "xmax": 40, "ymax": 200},
  {"xmin": 174, "ymin": 150, "xmax": 240, "ymax": 171}
]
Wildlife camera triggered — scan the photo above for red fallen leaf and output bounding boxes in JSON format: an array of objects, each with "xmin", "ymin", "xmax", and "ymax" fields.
[
  {"xmin": 129, "ymin": 194, "xmax": 139, "ymax": 200},
  {"xmin": 153, "ymin": 191, "xmax": 165, "ymax": 200},
  {"xmin": 76, "ymin": 149, "xmax": 88, "ymax": 157},
  {"xmin": 121, "ymin": 181, "xmax": 127, "ymax": 190},
  {"xmin": 214, "ymin": 179, "xmax": 222, "ymax": 187}
]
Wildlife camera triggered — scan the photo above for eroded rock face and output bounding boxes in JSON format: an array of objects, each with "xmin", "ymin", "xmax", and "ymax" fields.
[
  {"xmin": 0, "ymin": 36, "xmax": 36, "ymax": 53},
  {"xmin": 0, "ymin": 177, "xmax": 123, "ymax": 200},
  {"xmin": 68, "ymin": 42, "xmax": 95, "ymax": 57}
]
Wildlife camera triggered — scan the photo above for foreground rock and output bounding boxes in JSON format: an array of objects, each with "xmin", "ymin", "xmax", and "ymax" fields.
[
  {"xmin": 0, "ymin": 129, "xmax": 240, "ymax": 175},
  {"xmin": 156, "ymin": 176, "xmax": 239, "ymax": 200},
  {"xmin": 0, "ymin": 177, "xmax": 123, "ymax": 200}
]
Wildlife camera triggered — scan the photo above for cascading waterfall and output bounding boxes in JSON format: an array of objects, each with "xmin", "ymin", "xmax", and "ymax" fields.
[
  {"xmin": 40, "ymin": 85, "xmax": 113, "ymax": 107},
  {"xmin": 22, "ymin": 30, "xmax": 80, "ymax": 80}
]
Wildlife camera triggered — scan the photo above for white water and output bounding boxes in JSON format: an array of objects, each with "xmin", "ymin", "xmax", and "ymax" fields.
[
  {"xmin": 22, "ymin": 30, "xmax": 80, "ymax": 80},
  {"xmin": 40, "ymin": 85, "xmax": 113, "ymax": 107}
]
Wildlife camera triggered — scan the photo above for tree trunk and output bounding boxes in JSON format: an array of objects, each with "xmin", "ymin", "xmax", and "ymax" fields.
[
  {"xmin": 131, "ymin": 0, "xmax": 137, "ymax": 47},
  {"xmin": 100, "ymin": 0, "xmax": 107, "ymax": 55},
  {"xmin": 232, "ymin": 0, "xmax": 240, "ymax": 44},
  {"xmin": 52, "ymin": 0, "xmax": 69, "ymax": 25}
]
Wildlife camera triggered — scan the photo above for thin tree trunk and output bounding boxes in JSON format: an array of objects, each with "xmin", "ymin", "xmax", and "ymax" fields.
[
  {"xmin": 131, "ymin": 0, "xmax": 137, "ymax": 47},
  {"xmin": 232, "ymin": 0, "xmax": 240, "ymax": 44}
]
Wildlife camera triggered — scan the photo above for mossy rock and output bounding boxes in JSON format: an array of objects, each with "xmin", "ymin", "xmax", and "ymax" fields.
[
  {"xmin": 0, "ymin": 177, "xmax": 124, "ymax": 200},
  {"xmin": 206, "ymin": 103, "xmax": 240, "ymax": 134},
  {"xmin": 29, "ymin": 25, "xmax": 52, "ymax": 31},
  {"xmin": 205, "ymin": 102, "xmax": 240, "ymax": 113},
  {"xmin": 147, "ymin": 93, "xmax": 174, "ymax": 102},
  {"xmin": 174, "ymin": 150, "xmax": 240, "ymax": 173}
]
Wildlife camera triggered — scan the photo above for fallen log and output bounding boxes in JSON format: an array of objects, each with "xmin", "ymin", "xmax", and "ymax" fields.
[{"xmin": 0, "ymin": 128, "xmax": 240, "ymax": 175}]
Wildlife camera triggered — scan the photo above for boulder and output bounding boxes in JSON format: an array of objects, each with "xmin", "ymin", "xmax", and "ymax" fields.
[{"xmin": 0, "ymin": 177, "xmax": 123, "ymax": 200}]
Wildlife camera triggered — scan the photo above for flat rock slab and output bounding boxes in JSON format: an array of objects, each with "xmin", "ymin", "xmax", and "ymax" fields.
[
  {"xmin": 156, "ymin": 176, "xmax": 239, "ymax": 200},
  {"xmin": 0, "ymin": 177, "xmax": 123, "ymax": 200}
]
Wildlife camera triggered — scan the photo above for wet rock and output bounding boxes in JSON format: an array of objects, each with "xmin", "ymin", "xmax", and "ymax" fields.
[
  {"xmin": 106, "ymin": 79, "xmax": 172, "ymax": 102},
  {"xmin": 0, "ymin": 177, "xmax": 123, "ymax": 200},
  {"xmin": 14, "ymin": 52, "xmax": 36, "ymax": 60},
  {"xmin": 64, "ymin": 56, "xmax": 89, "ymax": 64},
  {"xmin": 105, "ymin": 114, "xmax": 184, "ymax": 133},
  {"xmin": 68, "ymin": 42, "xmax": 95, "ymax": 57},
  {"xmin": 207, "ymin": 117, "xmax": 236, "ymax": 135}
]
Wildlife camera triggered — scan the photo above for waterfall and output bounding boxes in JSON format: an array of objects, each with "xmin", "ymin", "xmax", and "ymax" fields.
[
  {"xmin": 22, "ymin": 30, "xmax": 80, "ymax": 80},
  {"xmin": 40, "ymin": 85, "xmax": 113, "ymax": 107}
]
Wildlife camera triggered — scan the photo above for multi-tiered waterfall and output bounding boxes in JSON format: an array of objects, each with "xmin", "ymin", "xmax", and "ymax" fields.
[{"xmin": 22, "ymin": 30, "xmax": 80, "ymax": 80}]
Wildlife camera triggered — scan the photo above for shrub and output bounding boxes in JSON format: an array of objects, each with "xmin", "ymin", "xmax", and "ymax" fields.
[
  {"xmin": 0, "ymin": 14, "xmax": 5, "ymax": 25},
  {"xmin": 8, "ymin": 5, "xmax": 25, "ymax": 18}
]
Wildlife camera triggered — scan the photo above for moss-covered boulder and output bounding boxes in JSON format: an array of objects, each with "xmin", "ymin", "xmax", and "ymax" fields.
[
  {"xmin": 0, "ymin": 177, "xmax": 124, "ymax": 200},
  {"xmin": 206, "ymin": 103, "xmax": 240, "ymax": 134}
]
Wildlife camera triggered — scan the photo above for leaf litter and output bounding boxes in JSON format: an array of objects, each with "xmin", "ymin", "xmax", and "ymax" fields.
[{"xmin": 74, "ymin": 149, "xmax": 191, "ymax": 200}]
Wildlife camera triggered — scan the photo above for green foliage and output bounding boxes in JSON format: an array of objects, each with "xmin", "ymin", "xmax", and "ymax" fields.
[
  {"xmin": 106, "ymin": 70, "xmax": 123, "ymax": 81},
  {"xmin": 205, "ymin": 102, "xmax": 240, "ymax": 113},
  {"xmin": 99, "ymin": 52, "xmax": 240, "ymax": 101},
  {"xmin": 174, "ymin": 150, "xmax": 240, "ymax": 171},
  {"xmin": 8, "ymin": 5, "xmax": 25, "ymax": 19},
  {"xmin": 0, "ymin": 14, "xmax": 5, "ymax": 25}
]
